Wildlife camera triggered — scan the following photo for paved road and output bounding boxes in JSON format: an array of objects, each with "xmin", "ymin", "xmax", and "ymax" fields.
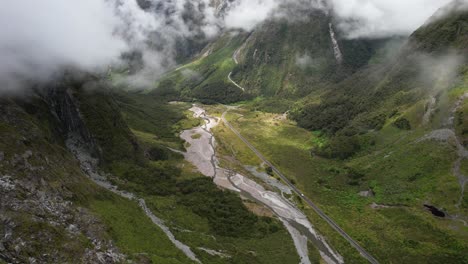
[{"xmin": 221, "ymin": 111, "xmax": 380, "ymax": 264}]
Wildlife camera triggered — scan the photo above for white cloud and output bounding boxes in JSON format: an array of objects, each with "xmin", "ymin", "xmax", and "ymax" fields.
[
  {"xmin": 0, "ymin": 0, "xmax": 460, "ymax": 92},
  {"xmin": 330, "ymin": 0, "xmax": 453, "ymax": 38},
  {"xmin": 224, "ymin": 0, "xmax": 456, "ymax": 38},
  {"xmin": 222, "ymin": 0, "xmax": 456, "ymax": 39},
  {"xmin": 0, "ymin": 0, "xmax": 127, "ymax": 91},
  {"xmin": 0, "ymin": 0, "xmax": 222, "ymax": 92},
  {"xmin": 295, "ymin": 53, "xmax": 314, "ymax": 69},
  {"xmin": 224, "ymin": 0, "xmax": 279, "ymax": 31}
]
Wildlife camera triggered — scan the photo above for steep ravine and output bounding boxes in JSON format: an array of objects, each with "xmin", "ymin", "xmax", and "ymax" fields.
[
  {"xmin": 66, "ymin": 134, "xmax": 201, "ymax": 263},
  {"xmin": 178, "ymin": 105, "xmax": 344, "ymax": 264},
  {"xmin": 50, "ymin": 88, "xmax": 202, "ymax": 263}
]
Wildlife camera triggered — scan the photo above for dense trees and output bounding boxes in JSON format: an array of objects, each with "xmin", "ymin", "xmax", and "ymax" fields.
[
  {"xmin": 178, "ymin": 178, "xmax": 281, "ymax": 238},
  {"xmin": 393, "ymin": 117, "xmax": 412, "ymax": 130},
  {"xmin": 311, "ymin": 135, "xmax": 361, "ymax": 160}
]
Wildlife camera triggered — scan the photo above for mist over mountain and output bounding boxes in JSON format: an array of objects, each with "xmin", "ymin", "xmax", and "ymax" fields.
[{"xmin": 0, "ymin": 0, "xmax": 457, "ymax": 92}]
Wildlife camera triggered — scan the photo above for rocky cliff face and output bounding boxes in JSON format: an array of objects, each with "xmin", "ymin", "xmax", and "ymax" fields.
[
  {"xmin": 0, "ymin": 79, "xmax": 129, "ymax": 263},
  {"xmin": 43, "ymin": 82, "xmax": 99, "ymax": 157}
]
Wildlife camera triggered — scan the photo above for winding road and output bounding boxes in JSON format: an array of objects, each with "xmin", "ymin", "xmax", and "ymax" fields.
[
  {"xmin": 221, "ymin": 110, "xmax": 380, "ymax": 264},
  {"xmin": 228, "ymin": 72, "xmax": 245, "ymax": 92}
]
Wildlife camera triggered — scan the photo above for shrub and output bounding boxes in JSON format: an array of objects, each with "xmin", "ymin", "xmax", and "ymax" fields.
[
  {"xmin": 393, "ymin": 117, "xmax": 411, "ymax": 130},
  {"xmin": 147, "ymin": 146, "xmax": 169, "ymax": 161},
  {"xmin": 265, "ymin": 166, "xmax": 274, "ymax": 176},
  {"xmin": 312, "ymin": 135, "xmax": 361, "ymax": 160},
  {"xmin": 178, "ymin": 178, "xmax": 281, "ymax": 238}
]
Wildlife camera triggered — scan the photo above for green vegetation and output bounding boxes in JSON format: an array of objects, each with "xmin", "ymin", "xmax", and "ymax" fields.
[
  {"xmin": 90, "ymin": 194, "xmax": 194, "ymax": 264},
  {"xmin": 0, "ymin": 94, "xmax": 193, "ymax": 263},
  {"xmin": 152, "ymin": 33, "xmax": 250, "ymax": 104},
  {"xmin": 455, "ymin": 87, "xmax": 468, "ymax": 146},
  {"xmin": 144, "ymin": 192, "xmax": 300, "ymax": 264},
  {"xmin": 113, "ymin": 92, "xmax": 197, "ymax": 148},
  {"xmin": 411, "ymin": 6, "xmax": 468, "ymax": 52},
  {"xmin": 244, "ymin": 97, "xmax": 294, "ymax": 114},
  {"xmin": 393, "ymin": 117, "xmax": 412, "ymax": 130},
  {"xmin": 178, "ymin": 178, "xmax": 281, "ymax": 238},
  {"xmin": 220, "ymin": 104, "xmax": 468, "ymax": 263},
  {"xmin": 12, "ymin": 214, "xmax": 92, "ymax": 262},
  {"xmin": 0, "ymin": 81, "xmax": 301, "ymax": 264},
  {"xmin": 107, "ymin": 90, "xmax": 301, "ymax": 264},
  {"xmin": 231, "ymin": 13, "xmax": 391, "ymax": 98},
  {"xmin": 191, "ymin": 133, "xmax": 202, "ymax": 139},
  {"xmin": 311, "ymin": 135, "xmax": 361, "ymax": 160},
  {"xmin": 74, "ymin": 87, "xmax": 143, "ymax": 166}
]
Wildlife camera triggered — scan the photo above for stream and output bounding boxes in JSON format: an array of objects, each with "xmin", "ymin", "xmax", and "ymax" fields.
[{"xmin": 178, "ymin": 105, "xmax": 344, "ymax": 264}]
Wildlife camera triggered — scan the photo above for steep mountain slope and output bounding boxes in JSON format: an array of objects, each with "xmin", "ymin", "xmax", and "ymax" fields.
[
  {"xmin": 0, "ymin": 79, "xmax": 193, "ymax": 263},
  {"xmin": 291, "ymin": 4, "xmax": 468, "ymax": 138},
  {"xmin": 230, "ymin": 11, "xmax": 393, "ymax": 97},
  {"xmin": 412, "ymin": 0, "xmax": 468, "ymax": 52},
  {"xmin": 151, "ymin": 32, "xmax": 250, "ymax": 103},
  {"xmin": 152, "ymin": 3, "xmax": 400, "ymax": 105}
]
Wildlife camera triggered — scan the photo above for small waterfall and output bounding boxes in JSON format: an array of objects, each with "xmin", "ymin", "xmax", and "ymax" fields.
[{"xmin": 328, "ymin": 23, "xmax": 343, "ymax": 64}]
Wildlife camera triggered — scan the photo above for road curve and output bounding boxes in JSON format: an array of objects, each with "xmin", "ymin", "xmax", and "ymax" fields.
[
  {"xmin": 228, "ymin": 72, "xmax": 245, "ymax": 92},
  {"xmin": 221, "ymin": 111, "xmax": 380, "ymax": 264}
]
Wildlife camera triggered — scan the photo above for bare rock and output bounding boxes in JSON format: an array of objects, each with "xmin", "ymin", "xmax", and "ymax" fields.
[
  {"xmin": 22, "ymin": 150, "xmax": 33, "ymax": 160},
  {"xmin": 358, "ymin": 189, "xmax": 375, "ymax": 198},
  {"xmin": 0, "ymin": 175, "xmax": 15, "ymax": 191},
  {"xmin": 370, "ymin": 203, "xmax": 390, "ymax": 209}
]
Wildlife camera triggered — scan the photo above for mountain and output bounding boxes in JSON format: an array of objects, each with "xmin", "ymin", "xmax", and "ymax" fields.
[
  {"xmin": 0, "ymin": 76, "xmax": 136, "ymax": 263},
  {"xmin": 153, "ymin": 3, "xmax": 403, "ymax": 105},
  {"xmin": 412, "ymin": 0, "xmax": 468, "ymax": 52},
  {"xmin": 1, "ymin": 1, "xmax": 467, "ymax": 264},
  {"xmin": 230, "ymin": 11, "xmax": 394, "ymax": 97},
  {"xmin": 291, "ymin": 2, "xmax": 467, "ymax": 139}
]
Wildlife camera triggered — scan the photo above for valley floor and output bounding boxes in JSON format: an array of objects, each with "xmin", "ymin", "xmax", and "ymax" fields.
[{"xmin": 208, "ymin": 100, "xmax": 468, "ymax": 263}]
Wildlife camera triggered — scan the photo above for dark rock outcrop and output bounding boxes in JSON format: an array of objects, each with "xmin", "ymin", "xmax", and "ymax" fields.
[{"xmin": 424, "ymin": 204, "xmax": 446, "ymax": 218}]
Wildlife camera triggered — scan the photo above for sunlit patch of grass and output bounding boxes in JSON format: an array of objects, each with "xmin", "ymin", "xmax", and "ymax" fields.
[{"xmin": 218, "ymin": 104, "xmax": 468, "ymax": 263}]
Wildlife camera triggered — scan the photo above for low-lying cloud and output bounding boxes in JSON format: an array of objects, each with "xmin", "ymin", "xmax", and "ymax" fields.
[
  {"xmin": 0, "ymin": 0, "xmax": 462, "ymax": 93},
  {"xmin": 223, "ymin": 0, "xmax": 456, "ymax": 38},
  {"xmin": 416, "ymin": 51, "xmax": 466, "ymax": 91},
  {"xmin": 0, "ymin": 0, "xmax": 219, "ymax": 92},
  {"xmin": 0, "ymin": 0, "xmax": 127, "ymax": 92},
  {"xmin": 331, "ymin": 0, "xmax": 453, "ymax": 38}
]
